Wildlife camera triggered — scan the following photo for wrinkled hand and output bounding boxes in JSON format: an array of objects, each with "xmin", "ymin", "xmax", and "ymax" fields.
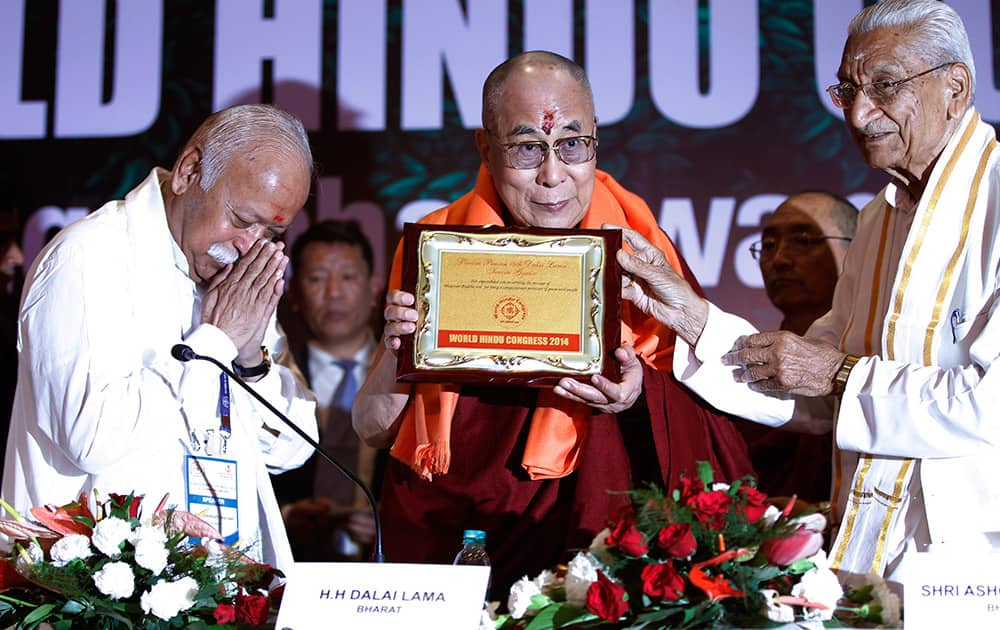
[
  {"xmin": 553, "ymin": 344, "xmax": 642, "ymax": 414},
  {"xmin": 345, "ymin": 509, "xmax": 376, "ymax": 544},
  {"xmin": 381, "ymin": 289, "xmax": 418, "ymax": 351},
  {"xmin": 609, "ymin": 225, "xmax": 708, "ymax": 346},
  {"xmin": 202, "ymin": 240, "xmax": 287, "ymax": 365},
  {"xmin": 722, "ymin": 331, "xmax": 845, "ymax": 396}
]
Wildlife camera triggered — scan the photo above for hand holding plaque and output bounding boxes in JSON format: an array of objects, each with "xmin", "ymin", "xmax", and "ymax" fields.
[{"xmin": 395, "ymin": 224, "xmax": 622, "ymax": 386}]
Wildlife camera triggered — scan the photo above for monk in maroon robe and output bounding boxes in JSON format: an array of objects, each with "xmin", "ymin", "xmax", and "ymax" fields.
[{"xmin": 353, "ymin": 51, "xmax": 752, "ymax": 600}]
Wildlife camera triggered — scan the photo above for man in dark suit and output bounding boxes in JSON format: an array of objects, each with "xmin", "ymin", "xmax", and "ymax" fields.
[{"xmin": 271, "ymin": 219, "xmax": 384, "ymax": 560}]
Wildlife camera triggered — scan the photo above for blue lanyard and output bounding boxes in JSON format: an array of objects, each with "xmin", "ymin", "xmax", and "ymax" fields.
[{"xmin": 218, "ymin": 373, "xmax": 232, "ymax": 453}]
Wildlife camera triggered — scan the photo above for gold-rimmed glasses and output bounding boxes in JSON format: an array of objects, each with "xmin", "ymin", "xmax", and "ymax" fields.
[{"xmin": 826, "ymin": 62, "xmax": 956, "ymax": 109}]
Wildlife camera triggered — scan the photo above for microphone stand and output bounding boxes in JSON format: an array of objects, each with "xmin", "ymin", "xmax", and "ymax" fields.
[{"xmin": 171, "ymin": 344, "xmax": 385, "ymax": 563}]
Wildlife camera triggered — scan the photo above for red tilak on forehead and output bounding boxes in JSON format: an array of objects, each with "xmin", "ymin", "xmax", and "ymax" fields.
[
  {"xmin": 541, "ymin": 110, "xmax": 555, "ymax": 135},
  {"xmin": 274, "ymin": 214, "xmax": 285, "ymax": 223}
]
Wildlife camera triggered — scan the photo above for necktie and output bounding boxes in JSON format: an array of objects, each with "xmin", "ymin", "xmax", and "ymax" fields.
[{"xmin": 330, "ymin": 359, "xmax": 359, "ymax": 412}]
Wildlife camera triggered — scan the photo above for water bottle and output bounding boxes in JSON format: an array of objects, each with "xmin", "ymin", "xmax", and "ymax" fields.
[
  {"xmin": 453, "ymin": 529, "xmax": 490, "ymax": 566},
  {"xmin": 453, "ymin": 529, "xmax": 491, "ymax": 599}
]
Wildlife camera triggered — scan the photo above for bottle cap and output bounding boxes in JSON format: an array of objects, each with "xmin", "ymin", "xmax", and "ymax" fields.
[{"xmin": 462, "ymin": 529, "xmax": 487, "ymax": 545}]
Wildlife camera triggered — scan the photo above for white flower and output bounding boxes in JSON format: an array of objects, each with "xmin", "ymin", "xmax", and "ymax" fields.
[
  {"xmin": 533, "ymin": 569, "xmax": 562, "ymax": 594},
  {"xmin": 711, "ymin": 482, "xmax": 730, "ymax": 492},
  {"xmin": 92, "ymin": 516, "xmax": 133, "ymax": 558},
  {"xmin": 791, "ymin": 564, "xmax": 843, "ymax": 621},
  {"xmin": 807, "ymin": 548, "xmax": 830, "ymax": 570},
  {"xmin": 564, "ymin": 552, "xmax": 600, "ymax": 608},
  {"xmin": 135, "ymin": 537, "xmax": 169, "ymax": 575},
  {"xmin": 93, "ymin": 561, "xmax": 136, "ymax": 600},
  {"xmin": 508, "ymin": 575, "xmax": 542, "ymax": 619},
  {"xmin": 761, "ymin": 505, "xmax": 782, "ymax": 527},
  {"xmin": 866, "ymin": 572, "xmax": 902, "ymax": 627},
  {"xmin": 588, "ymin": 527, "xmax": 614, "ymax": 564},
  {"xmin": 760, "ymin": 588, "xmax": 794, "ymax": 623},
  {"xmin": 50, "ymin": 534, "xmax": 93, "ymax": 567},
  {"xmin": 131, "ymin": 523, "xmax": 168, "ymax": 545},
  {"xmin": 140, "ymin": 576, "xmax": 199, "ymax": 620}
]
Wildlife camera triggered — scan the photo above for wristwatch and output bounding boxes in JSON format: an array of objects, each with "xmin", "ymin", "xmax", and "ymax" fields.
[
  {"xmin": 232, "ymin": 346, "xmax": 271, "ymax": 379},
  {"xmin": 831, "ymin": 354, "xmax": 860, "ymax": 396}
]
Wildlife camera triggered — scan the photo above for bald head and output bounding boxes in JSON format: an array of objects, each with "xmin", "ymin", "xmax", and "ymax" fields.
[
  {"xmin": 481, "ymin": 51, "xmax": 593, "ymax": 129},
  {"xmin": 775, "ymin": 192, "xmax": 858, "ymax": 240}
]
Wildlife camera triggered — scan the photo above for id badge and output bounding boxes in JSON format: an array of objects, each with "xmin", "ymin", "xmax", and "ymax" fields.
[{"xmin": 185, "ymin": 455, "xmax": 239, "ymax": 546}]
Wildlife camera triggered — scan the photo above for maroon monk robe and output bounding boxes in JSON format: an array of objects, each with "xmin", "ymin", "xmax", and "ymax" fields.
[{"xmin": 379, "ymin": 363, "xmax": 753, "ymax": 601}]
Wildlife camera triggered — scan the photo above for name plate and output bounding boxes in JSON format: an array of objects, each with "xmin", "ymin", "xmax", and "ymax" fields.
[
  {"xmin": 903, "ymin": 550, "xmax": 1000, "ymax": 628},
  {"xmin": 274, "ymin": 562, "xmax": 490, "ymax": 629},
  {"xmin": 397, "ymin": 223, "xmax": 622, "ymax": 386}
]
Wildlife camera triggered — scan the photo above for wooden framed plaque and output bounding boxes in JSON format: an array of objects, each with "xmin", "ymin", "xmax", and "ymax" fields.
[{"xmin": 397, "ymin": 224, "xmax": 622, "ymax": 386}]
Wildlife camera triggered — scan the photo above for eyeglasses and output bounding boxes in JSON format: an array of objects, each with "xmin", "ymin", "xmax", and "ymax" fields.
[
  {"xmin": 826, "ymin": 62, "xmax": 955, "ymax": 109},
  {"xmin": 749, "ymin": 234, "xmax": 852, "ymax": 261},
  {"xmin": 486, "ymin": 129, "xmax": 598, "ymax": 170}
]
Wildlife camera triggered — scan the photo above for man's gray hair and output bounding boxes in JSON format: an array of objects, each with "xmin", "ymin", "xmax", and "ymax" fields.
[
  {"xmin": 849, "ymin": 0, "xmax": 975, "ymax": 92},
  {"xmin": 191, "ymin": 104, "xmax": 313, "ymax": 191}
]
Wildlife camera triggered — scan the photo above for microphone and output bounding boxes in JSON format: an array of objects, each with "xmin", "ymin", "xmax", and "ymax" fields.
[{"xmin": 171, "ymin": 343, "xmax": 385, "ymax": 563}]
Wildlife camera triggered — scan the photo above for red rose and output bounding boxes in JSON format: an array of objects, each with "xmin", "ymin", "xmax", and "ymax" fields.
[
  {"xmin": 235, "ymin": 592, "xmax": 271, "ymax": 626},
  {"xmin": 739, "ymin": 485, "xmax": 769, "ymax": 522},
  {"xmin": 687, "ymin": 490, "xmax": 732, "ymax": 530},
  {"xmin": 641, "ymin": 561, "xmax": 686, "ymax": 601},
  {"xmin": 605, "ymin": 515, "xmax": 648, "ymax": 557},
  {"xmin": 585, "ymin": 571, "xmax": 629, "ymax": 622},
  {"xmin": 678, "ymin": 475, "xmax": 704, "ymax": 503},
  {"xmin": 656, "ymin": 523, "xmax": 697, "ymax": 558},
  {"xmin": 213, "ymin": 603, "xmax": 236, "ymax": 624},
  {"xmin": 108, "ymin": 493, "xmax": 143, "ymax": 519}
]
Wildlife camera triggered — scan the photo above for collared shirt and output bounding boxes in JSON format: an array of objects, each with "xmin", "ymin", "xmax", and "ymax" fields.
[
  {"xmin": 674, "ymin": 108, "xmax": 1000, "ymax": 585},
  {"xmin": 306, "ymin": 339, "xmax": 374, "ymax": 419},
  {"xmin": 2, "ymin": 168, "xmax": 318, "ymax": 571}
]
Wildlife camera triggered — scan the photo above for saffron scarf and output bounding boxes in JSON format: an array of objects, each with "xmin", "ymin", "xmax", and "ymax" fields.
[{"xmin": 387, "ymin": 165, "xmax": 697, "ymax": 481}]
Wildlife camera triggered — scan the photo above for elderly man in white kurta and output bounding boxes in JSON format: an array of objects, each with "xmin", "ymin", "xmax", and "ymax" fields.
[
  {"xmin": 615, "ymin": 0, "xmax": 1000, "ymax": 592},
  {"xmin": 1, "ymin": 105, "xmax": 318, "ymax": 573}
]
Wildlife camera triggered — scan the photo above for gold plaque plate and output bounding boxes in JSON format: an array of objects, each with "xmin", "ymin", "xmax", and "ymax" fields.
[{"xmin": 397, "ymin": 224, "xmax": 622, "ymax": 385}]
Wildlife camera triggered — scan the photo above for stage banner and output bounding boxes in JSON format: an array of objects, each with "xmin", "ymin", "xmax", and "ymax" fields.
[{"xmin": 3, "ymin": 0, "xmax": 999, "ymax": 329}]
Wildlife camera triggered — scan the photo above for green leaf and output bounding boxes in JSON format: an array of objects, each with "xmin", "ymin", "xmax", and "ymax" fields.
[
  {"xmin": 21, "ymin": 602, "xmax": 58, "ymax": 625},
  {"xmin": 696, "ymin": 461, "xmax": 714, "ymax": 487},
  {"xmin": 522, "ymin": 602, "xmax": 595, "ymax": 629},
  {"xmin": 59, "ymin": 599, "xmax": 86, "ymax": 614},
  {"xmin": 634, "ymin": 605, "xmax": 686, "ymax": 623},
  {"xmin": 784, "ymin": 557, "xmax": 816, "ymax": 574}
]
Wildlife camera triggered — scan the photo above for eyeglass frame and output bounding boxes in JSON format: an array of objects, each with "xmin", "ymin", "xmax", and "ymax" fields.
[
  {"xmin": 483, "ymin": 124, "xmax": 599, "ymax": 170},
  {"xmin": 749, "ymin": 235, "xmax": 853, "ymax": 261},
  {"xmin": 825, "ymin": 61, "xmax": 956, "ymax": 109}
]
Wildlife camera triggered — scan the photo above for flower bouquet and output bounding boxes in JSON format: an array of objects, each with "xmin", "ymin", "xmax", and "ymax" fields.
[
  {"xmin": 489, "ymin": 462, "xmax": 901, "ymax": 629},
  {"xmin": 0, "ymin": 491, "xmax": 281, "ymax": 629}
]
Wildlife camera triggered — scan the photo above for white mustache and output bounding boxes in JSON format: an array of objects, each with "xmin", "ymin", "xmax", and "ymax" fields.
[
  {"xmin": 207, "ymin": 243, "xmax": 238, "ymax": 265},
  {"xmin": 858, "ymin": 124, "xmax": 894, "ymax": 136}
]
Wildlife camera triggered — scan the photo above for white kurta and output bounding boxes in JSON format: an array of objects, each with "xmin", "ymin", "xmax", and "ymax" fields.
[
  {"xmin": 674, "ymin": 108, "xmax": 1000, "ymax": 585},
  {"xmin": 1, "ymin": 168, "xmax": 318, "ymax": 572}
]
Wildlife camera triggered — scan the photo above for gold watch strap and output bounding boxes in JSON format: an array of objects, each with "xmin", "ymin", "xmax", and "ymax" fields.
[{"xmin": 832, "ymin": 354, "xmax": 860, "ymax": 396}]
